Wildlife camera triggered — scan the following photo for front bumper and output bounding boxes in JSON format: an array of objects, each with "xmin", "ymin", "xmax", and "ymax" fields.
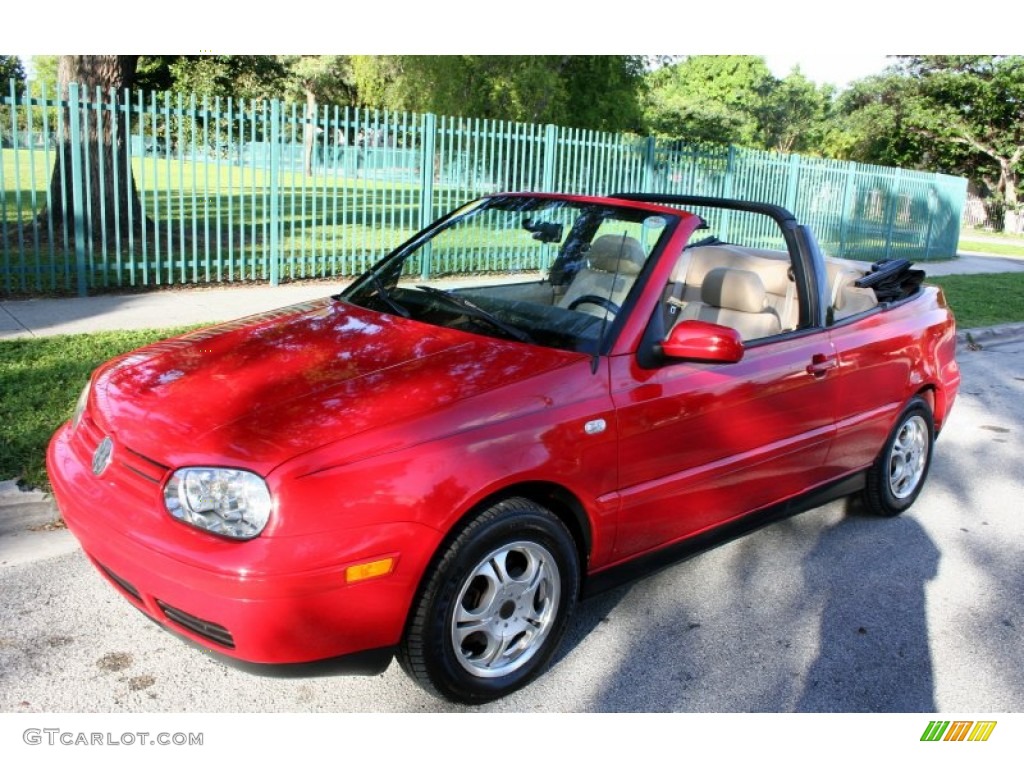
[{"xmin": 47, "ymin": 420, "xmax": 438, "ymax": 668}]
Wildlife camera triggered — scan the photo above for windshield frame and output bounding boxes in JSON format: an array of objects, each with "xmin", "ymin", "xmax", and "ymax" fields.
[{"xmin": 337, "ymin": 193, "xmax": 682, "ymax": 355}]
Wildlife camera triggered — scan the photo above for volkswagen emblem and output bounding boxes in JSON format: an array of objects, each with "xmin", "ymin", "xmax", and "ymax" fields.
[{"xmin": 92, "ymin": 436, "xmax": 114, "ymax": 476}]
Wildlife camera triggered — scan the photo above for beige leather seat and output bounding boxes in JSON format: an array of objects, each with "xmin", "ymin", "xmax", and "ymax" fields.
[
  {"xmin": 824, "ymin": 259, "xmax": 879, "ymax": 320},
  {"xmin": 668, "ymin": 245, "xmax": 798, "ymax": 331},
  {"xmin": 674, "ymin": 268, "xmax": 781, "ymax": 341},
  {"xmin": 558, "ymin": 235, "xmax": 646, "ymax": 317}
]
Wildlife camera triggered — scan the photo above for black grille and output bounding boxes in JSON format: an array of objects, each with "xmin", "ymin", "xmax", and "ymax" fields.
[
  {"xmin": 156, "ymin": 600, "xmax": 235, "ymax": 649},
  {"xmin": 98, "ymin": 563, "xmax": 142, "ymax": 602},
  {"xmin": 118, "ymin": 446, "xmax": 169, "ymax": 484}
]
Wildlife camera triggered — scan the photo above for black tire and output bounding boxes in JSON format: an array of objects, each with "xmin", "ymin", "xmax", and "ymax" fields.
[
  {"xmin": 863, "ymin": 396, "xmax": 934, "ymax": 516},
  {"xmin": 398, "ymin": 497, "xmax": 579, "ymax": 704}
]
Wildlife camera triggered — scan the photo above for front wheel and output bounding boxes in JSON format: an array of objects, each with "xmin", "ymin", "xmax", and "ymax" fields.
[
  {"xmin": 398, "ymin": 498, "xmax": 579, "ymax": 704},
  {"xmin": 863, "ymin": 396, "xmax": 934, "ymax": 516}
]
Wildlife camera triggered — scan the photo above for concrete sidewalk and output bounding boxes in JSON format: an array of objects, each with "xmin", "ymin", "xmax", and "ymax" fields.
[
  {"xmin": 0, "ymin": 281, "xmax": 344, "ymax": 340},
  {"xmin": 2, "ymin": 252, "xmax": 1024, "ymax": 341}
]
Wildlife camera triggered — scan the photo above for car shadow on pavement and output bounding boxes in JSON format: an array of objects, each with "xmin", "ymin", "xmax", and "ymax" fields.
[
  {"xmin": 577, "ymin": 499, "xmax": 940, "ymax": 712},
  {"xmin": 794, "ymin": 501, "xmax": 939, "ymax": 712}
]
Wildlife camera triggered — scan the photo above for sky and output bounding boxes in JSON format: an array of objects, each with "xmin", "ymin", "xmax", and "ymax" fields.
[
  {"xmin": 764, "ymin": 55, "xmax": 893, "ymax": 88},
  {"xmin": 4, "ymin": 0, "xmax": 1013, "ymax": 91}
]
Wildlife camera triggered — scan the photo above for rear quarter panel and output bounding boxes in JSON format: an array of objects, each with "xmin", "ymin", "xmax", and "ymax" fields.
[{"xmin": 824, "ymin": 285, "xmax": 959, "ymax": 474}]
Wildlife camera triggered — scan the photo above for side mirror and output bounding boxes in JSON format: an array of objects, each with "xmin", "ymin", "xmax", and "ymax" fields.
[{"xmin": 660, "ymin": 320, "xmax": 744, "ymax": 363}]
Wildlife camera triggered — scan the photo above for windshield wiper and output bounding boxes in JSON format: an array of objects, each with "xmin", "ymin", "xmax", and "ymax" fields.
[
  {"xmin": 369, "ymin": 273, "xmax": 411, "ymax": 318},
  {"xmin": 415, "ymin": 285, "xmax": 533, "ymax": 344}
]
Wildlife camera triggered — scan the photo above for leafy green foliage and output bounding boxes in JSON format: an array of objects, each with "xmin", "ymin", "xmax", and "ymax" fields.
[
  {"xmin": 0, "ymin": 328, "xmax": 192, "ymax": 490},
  {"xmin": 642, "ymin": 57, "xmax": 833, "ymax": 152},
  {"xmin": 27, "ymin": 55, "xmax": 58, "ymax": 95},
  {"xmin": 277, "ymin": 55, "xmax": 355, "ymax": 106},
  {"xmin": 351, "ymin": 56, "xmax": 644, "ymax": 130},
  {"xmin": 755, "ymin": 69, "xmax": 835, "ymax": 154},
  {"xmin": 11, "ymin": 54, "xmax": 1019, "ymax": 229},
  {"xmin": 643, "ymin": 56, "xmax": 772, "ymax": 145},
  {"xmin": 0, "ymin": 55, "xmax": 25, "ymax": 94},
  {"xmin": 833, "ymin": 56, "xmax": 1024, "ymax": 227},
  {"xmin": 167, "ymin": 56, "xmax": 289, "ymax": 101},
  {"xmin": 826, "ymin": 74, "xmax": 926, "ymax": 166}
]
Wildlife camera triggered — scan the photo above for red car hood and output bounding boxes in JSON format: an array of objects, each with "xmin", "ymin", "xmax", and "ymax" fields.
[{"xmin": 89, "ymin": 299, "xmax": 579, "ymax": 474}]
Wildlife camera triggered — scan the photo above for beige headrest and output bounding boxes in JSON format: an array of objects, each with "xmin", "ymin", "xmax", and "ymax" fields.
[
  {"xmin": 701, "ymin": 268, "xmax": 768, "ymax": 313},
  {"xmin": 683, "ymin": 245, "xmax": 791, "ymax": 295},
  {"xmin": 587, "ymin": 235, "xmax": 645, "ymax": 276}
]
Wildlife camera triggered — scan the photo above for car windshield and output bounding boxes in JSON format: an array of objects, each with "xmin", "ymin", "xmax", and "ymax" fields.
[{"xmin": 339, "ymin": 195, "xmax": 679, "ymax": 353}]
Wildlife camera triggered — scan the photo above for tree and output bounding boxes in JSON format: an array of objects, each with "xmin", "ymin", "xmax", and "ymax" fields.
[
  {"xmin": 642, "ymin": 56, "xmax": 775, "ymax": 146},
  {"xmin": 1, "ymin": 56, "xmax": 28, "ymax": 145},
  {"xmin": 903, "ymin": 56, "xmax": 1024, "ymax": 231},
  {"xmin": 29, "ymin": 55, "xmax": 58, "ymax": 93},
  {"xmin": 350, "ymin": 56, "xmax": 644, "ymax": 131},
  {"xmin": 560, "ymin": 56, "xmax": 644, "ymax": 132},
  {"xmin": 0, "ymin": 55, "xmax": 26, "ymax": 94},
  {"xmin": 41, "ymin": 56, "xmax": 145, "ymax": 244},
  {"xmin": 834, "ymin": 56, "xmax": 1024, "ymax": 231},
  {"xmin": 167, "ymin": 56, "xmax": 289, "ymax": 101},
  {"xmin": 278, "ymin": 56, "xmax": 355, "ymax": 176},
  {"xmin": 754, "ymin": 68, "xmax": 834, "ymax": 154},
  {"xmin": 642, "ymin": 57, "xmax": 836, "ymax": 154}
]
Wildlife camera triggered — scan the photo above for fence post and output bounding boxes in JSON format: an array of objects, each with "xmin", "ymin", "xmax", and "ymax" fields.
[
  {"xmin": 784, "ymin": 153, "xmax": 801, "ymax": 212},
  {"xmin": 419, "ymin": 113, "xmax": 437, "ymax": 281},
  {"xmin": 720, "ymin": 145, "xmax": 737, "ymax": 241},
  {"xmin": 642, "ymin": 136, "xmax": 656, "ymax": 193},
  {"xmin": 419, "ymin": 113, "xmax": 437, "ymax": 229},
  {"xmin": 67, "ymin": 83, "xmax": 89, "ymax": 297},
  {"xmin": 883, "ymin": 168, "xmax": 903, "ymax": 260},
  {"xmin": 839, "ymin": 161, "xmax": 857, "ymax": 258},
  {"xmin": 269, "ymin": 99, "xmax": 280, "ymax": 286},
  {"xmin": 923, "ymin": 182, "xmax": 937, "ymax": 260},
  {"xmin": 542, "ymin": 124, "xmax": 558, "ymax": 192}
]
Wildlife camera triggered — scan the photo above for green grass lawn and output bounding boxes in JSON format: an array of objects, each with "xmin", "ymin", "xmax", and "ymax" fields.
[
  {"xmin": 962, "ymin": 226, "xmax": 1024, "ymax": 241},
  {"xmin": 957, "ymin": 239, "xmax": 1024, "ymax": 257},
  {"xmin": 929, "ymin": 272, "xmax": 1024, "ymax": 329},
  {"xmin": 958, "ymin": 226, "xmax": 1024, "ymax": 257},
  {"xmin": 0, "ymin": 327, "xmax": 191, "ymax": 490},
  {"xmin": 1, "ymin": 147, "xmax": 451, "ymax": 293}
]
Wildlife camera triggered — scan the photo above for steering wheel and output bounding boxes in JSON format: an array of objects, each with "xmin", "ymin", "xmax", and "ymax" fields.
[{"xmin": 568, "ymin": 294, "xmax": 621, "ymax": 316}]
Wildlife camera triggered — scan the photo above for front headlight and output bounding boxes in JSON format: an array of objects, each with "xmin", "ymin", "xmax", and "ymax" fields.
[{"xmin": 163, "ymin": 468, "xmax": 273, "ymax": 540}]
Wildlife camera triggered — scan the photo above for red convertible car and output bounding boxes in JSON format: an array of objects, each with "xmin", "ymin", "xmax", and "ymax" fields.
[{"xmin": 48, "ymin": 192, "xmax": 960, "ymax": 703}]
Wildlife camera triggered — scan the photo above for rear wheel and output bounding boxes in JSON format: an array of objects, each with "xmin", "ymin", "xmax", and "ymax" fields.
[
  {"xmin": 399, "ymin": 497, "xmax": 579, "ymax": 704},
  {"xmin": 863, "ymin": 396, "xmax": 934, "ymax": 516}
]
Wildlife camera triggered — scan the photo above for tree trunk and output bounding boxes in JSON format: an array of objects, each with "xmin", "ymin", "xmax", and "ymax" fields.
[
  {"xmin": 42, "ymin": 56, "xmax": 145, "ymax": 241},
  {"xmin": 1000, "ymin": 160, "xmax": 1021, "ymax": 233},
  {"xmin": 303, "ymin": 88, "xmax": 317, "ymax": 177}
]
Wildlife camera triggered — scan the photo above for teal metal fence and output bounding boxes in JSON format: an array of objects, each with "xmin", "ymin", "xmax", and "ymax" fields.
[{"xmin": 1, "ymin": 79, "xmax": 968, "ymax": 296}]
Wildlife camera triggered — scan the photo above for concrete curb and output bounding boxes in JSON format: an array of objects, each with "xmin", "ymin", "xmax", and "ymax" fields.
[
  {"xmin": 957, "ymin": 322, "xmax": 1024, "ymax": 350},
  {"xmin": 0, "ymin": 479, "xmax": 60, "ymax": 534}
]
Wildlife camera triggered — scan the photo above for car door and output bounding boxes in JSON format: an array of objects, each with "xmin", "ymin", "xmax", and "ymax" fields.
[
  {"xmin": 824, "ymin": 311, "xmax": 923, "ymax": 474},
  {"xmin": 607, "ymin": 331, "xmax": 840, "ymax": 561}
]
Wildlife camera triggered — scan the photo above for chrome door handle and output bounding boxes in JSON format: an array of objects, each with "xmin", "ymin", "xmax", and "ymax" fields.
[{"xmin": 806, "ymin": 354, "xmax": 838, "ymax": 377}]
